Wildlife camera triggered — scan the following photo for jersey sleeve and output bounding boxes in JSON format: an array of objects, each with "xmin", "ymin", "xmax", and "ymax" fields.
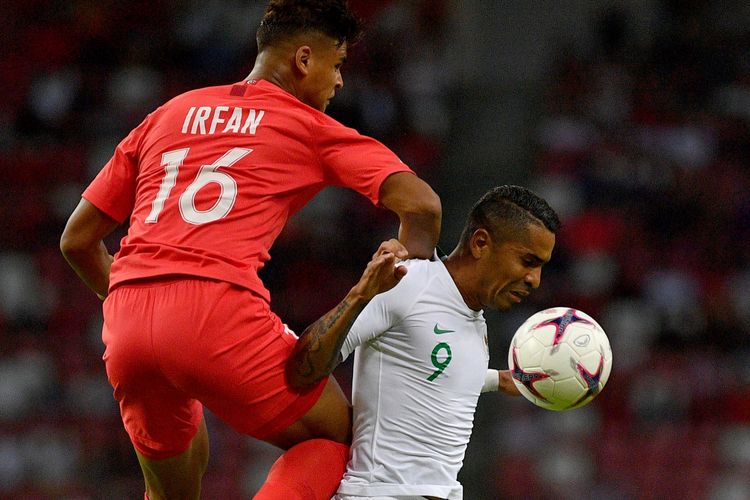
[
  {"xmin": 82, "ymin": 116, "xmax": 149, "ymax": 223},
  {"xmin": 340, "ymin": 260, "xmax": 424, "ymax": 360},
  {"xmin": 340, "ymin": 289, "xmax": 399, "ymax": 361},
  {"xmin": 312, "ymin": 117, "xmax": 414, "ymax": 206}
]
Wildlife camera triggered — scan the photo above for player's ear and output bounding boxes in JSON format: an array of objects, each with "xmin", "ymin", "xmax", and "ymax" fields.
[
  {"xmin": 470, "ymin": 228, "xmax": 491, "ymax": 259},
  {"xmin": 294, "ymin": 45, "xmax": 312, "ymax": 76}
]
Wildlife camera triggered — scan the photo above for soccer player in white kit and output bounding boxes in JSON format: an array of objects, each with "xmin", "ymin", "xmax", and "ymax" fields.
[{"xmin": 287, "ymin": 185, "xmax": 561, "ymax": 500}]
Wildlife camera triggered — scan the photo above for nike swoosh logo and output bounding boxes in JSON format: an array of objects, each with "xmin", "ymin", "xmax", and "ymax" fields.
[{"xmin": 434, "ymin": 323, "xmax": 455, "ymax": 335}]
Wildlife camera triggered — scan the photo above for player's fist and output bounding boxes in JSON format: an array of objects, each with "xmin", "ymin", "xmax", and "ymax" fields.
[
  {"xmin": 351, "ymin": 240, "xmax": 408, "ymax": 301},
  {"xmin": 373, "ymin": 238, "xmax": 408, "ymax": 260}
]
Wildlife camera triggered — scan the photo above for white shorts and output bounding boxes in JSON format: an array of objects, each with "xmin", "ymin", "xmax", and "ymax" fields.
[{"xmin": 333, "ymin": 495, "xmax": 433, "ymax": 500}]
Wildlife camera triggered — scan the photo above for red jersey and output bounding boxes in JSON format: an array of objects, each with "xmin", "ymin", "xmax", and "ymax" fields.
[{"xmin": 83, "ymin": 79, "xmax": 413, "ymax": 301}]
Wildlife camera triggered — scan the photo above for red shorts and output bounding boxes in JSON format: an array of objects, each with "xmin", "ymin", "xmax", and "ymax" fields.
[{"xmin": 102, "ymin": 278, "xmax": 326, "ymax": 460}]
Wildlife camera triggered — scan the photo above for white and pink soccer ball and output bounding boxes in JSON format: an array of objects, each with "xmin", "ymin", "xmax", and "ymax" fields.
[{"xmin": 508, "ymin": 307, "xmax": 613, "ymax": 411}]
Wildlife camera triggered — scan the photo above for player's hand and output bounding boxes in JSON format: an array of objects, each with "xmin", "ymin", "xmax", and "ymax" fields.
[
  {"xmin": 350, "ymin": 239, "xmax": 408, "ymax": 301},
  {"xmin": 372, "ymin": 238, "xmax": 408, "ymax": 261}
]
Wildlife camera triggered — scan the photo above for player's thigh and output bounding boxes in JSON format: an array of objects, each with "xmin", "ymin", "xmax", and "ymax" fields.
[
  {"xmin": 263, "ymin": 375, "xmax": 352, "ymax": 450},
  {"xmin": 103, "ymin": 282, "xmax": 205, "ymax": 460},
  {"xmin": 108, "ymin": 278, "xmax": 341, "ymax": 448},
  {"xmin": 176, "ymin": 284, "xmax": 332, "ymax": 441}
]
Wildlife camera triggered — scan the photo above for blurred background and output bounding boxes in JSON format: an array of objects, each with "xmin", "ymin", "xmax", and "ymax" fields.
[{"xmin": 1, "ymin": 0, "xmax": 749, "ymax": 498}]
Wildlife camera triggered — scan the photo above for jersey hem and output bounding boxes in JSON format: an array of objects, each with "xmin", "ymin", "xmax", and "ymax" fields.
[{"xmin": 337, "ymin": 482, "xmax": 461, "ymax": 498}]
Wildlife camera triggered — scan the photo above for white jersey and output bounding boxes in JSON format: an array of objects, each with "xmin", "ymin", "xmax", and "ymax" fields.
[{"xmin": 338, "ymin": 258, "xmax": 489, "ymax": 500}]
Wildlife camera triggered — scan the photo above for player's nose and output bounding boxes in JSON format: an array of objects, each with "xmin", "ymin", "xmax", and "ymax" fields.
[{"xmin": 525, "ymin": 268, "xmax": 542, "ymax": 289}]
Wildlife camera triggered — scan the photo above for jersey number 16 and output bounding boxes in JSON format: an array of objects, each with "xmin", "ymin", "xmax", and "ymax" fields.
[{"xmin": 145, "ymin": 147, "xmax": 251, "ymax": 225}]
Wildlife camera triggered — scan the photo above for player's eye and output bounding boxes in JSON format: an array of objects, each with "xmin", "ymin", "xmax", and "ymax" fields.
[{"xmin": 523, "ymin": 257, "xmax": 540, "ymax": 268}]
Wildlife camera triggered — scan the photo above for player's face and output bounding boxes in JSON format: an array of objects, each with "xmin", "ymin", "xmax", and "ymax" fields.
[
  {"xmin": 299, "ymin": 38, "xmax": 347, "ymax": 112},
  {"xmin": 477, "ymin": 223, "xmax": 555, "ymax": 311}
]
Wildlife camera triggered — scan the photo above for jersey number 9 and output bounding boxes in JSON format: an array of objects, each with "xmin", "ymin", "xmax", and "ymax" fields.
[{"xmin": 427, "ymin": 342, "xmax": 452, "ymax": 381}]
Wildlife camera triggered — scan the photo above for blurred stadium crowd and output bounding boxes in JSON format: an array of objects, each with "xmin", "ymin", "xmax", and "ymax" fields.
[
  {"xmin": 0, "ymin": 1, "xmax": 748, "ymax": 499},
  {"xmin": 480, "ymin": 5, "xmax": 750, "ymax": 499}
]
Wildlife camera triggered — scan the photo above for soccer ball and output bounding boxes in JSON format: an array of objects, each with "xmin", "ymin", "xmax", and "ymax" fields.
[{"xmin": 508, "ymin": 307, "xmax": 612, "ymax": 411}]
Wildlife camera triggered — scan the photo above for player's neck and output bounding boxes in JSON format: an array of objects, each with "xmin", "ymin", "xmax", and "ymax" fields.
[
  {"xmin": 443, "ymin": 253, "xmax": 482, "ymax": 311},
  {"xmin": 246, "ymin": 54, "xmax": 298, "ymax": 99}
]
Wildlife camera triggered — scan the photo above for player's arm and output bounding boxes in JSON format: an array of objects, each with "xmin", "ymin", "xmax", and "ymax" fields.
[
  {"xmin": 482, "ymin": 369, "xmax": 522, "ymax": 396},
  {"xmin": 60, "ymin": 198, "xmax": 120, "ymax": 300},
  {"xmin": 379, "ymin": 172, "xmax": 441, "ymax": 259},
  {"xmin": 286, "ymin": 240, "xmax": 408, "ymax": 390}
]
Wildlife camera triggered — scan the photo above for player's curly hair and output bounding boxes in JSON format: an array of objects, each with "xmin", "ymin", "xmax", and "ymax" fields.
[
  {"xmin": 459, "ymin": 185, "xmax": 561, "ymax": 246},
  {"xmin": 256, "ymin": 0, "xmax": 362, "ymax": 51}
]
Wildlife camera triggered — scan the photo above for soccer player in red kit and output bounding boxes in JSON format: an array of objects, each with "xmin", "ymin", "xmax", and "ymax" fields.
[{"xmin": 59, "ymin": 1, "xmax": 441, "ymax": 499}]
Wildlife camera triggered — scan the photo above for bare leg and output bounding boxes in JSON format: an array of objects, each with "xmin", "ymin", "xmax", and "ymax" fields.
[
  {"xmin": 264, "ymin": 375, "xmax": 352, "ymax": 449},
  {"xmin": 135, "ymin": 418, "xmax": 209, "ymax": 500},
  {"xmin": 253, "ymin": 376, "xmax": 352, "ymax": 499},
  {"xmin": 133, "ymin": 376, "xmax": 349, "ymax": 500}
]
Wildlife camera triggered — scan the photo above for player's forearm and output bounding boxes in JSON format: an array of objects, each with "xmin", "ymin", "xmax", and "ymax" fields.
[
  {"xmin": 286, "ymin": 290, "xmax": 370, "ymax": 390},
  {"xmin": 481, "ymin": 369, "xmax": 522, "ymax": 396},
  {"xmin": 287, "ymin": 244, "xmax": 406, "ymax": 390},
  {"xmin": 60, "ymin": 241, "xmax": 113, "ymax": 299},
  {"xmin": 379, "ymin": 172, "xmax": 442, "ymax": 259},
  {"xmin": 499, "ymin": 369, "xmax": 521, "ymax": 396},
  {"xmin": 398, "ymin": 210, "xmax": 441, "ymax": 259}
]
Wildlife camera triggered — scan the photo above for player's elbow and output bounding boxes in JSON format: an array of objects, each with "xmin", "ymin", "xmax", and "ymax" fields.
[
  {"xmin": 401, "ymin": 185, "xmax": 442, "ymax": 222},
  {"xmin": 380, "ymin": 172, "xmax": 442, "ymax": 221},
  {"xmin": 285, "ymin": 359, "xmax": 325, "ymax": 392},
  {"xmin": 60, "ymin": 226, "xmax": 101, "ymax": 270},
  {"xmin": 59, "ymin": 228, "xmax": 85, "ymax": 261},
  {"xmin": 286, "ymin": 372, "xmax": 323, "ymax": 392},
  {"xmin": 392, "ymin": 187, "xmax": 442, "ymax": 237},
  {"xmin": 61, "ymin": 208, "xmax": 92, "ymax": 256},
  {"xmin": 415, "ymin": 188, "xmax": 442, "ymax": 222}
]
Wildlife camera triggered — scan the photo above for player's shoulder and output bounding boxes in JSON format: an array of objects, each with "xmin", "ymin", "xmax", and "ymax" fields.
[
  {"xmin": 368, "ymin": 257, "xmax": 440, "ymax": 318},
  {"xmin": 308, "ymin": 106, "xmax": 346, "ymax": 127},
  {"xmin": 141, "ymin": 85, "xmax": 233, "ymax": 123},
  {"xmin": 393, "ymin": 257, "xmax": 445, "ymax": 292},
  {"xmin": 161, "ymin": 84, "xmax": 236, "ymax": 107},
  {"xmin": 399, "ymin": 257, "xmax": 440, "ymax": 274}
]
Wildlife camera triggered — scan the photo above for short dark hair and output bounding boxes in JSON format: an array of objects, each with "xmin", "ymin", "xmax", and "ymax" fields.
[
  {"xmin": 256, "ymin": 0, "xmax": 362, "ymax": 51},
  {"xmin": 458, "ymin": 185, "xmax": 561, "ymax": 247}
]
